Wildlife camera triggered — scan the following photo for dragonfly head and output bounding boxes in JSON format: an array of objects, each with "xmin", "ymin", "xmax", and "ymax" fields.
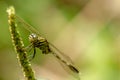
[
  {"xmin": 29, "ymin": 33, "xmax": 46, "ymax": 44},
  {"xmin": 29, "ymin": 33, "xmax": 38, "ymax": 43}
]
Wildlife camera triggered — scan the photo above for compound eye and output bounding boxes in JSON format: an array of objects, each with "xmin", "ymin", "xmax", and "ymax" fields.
[
  {"xmin": 31, "ymin": 33, "xmax": 37, "ymax": 38},
  {"xmin": 29, "ymin": 33, "xmax": 37, "ymax": 42}
]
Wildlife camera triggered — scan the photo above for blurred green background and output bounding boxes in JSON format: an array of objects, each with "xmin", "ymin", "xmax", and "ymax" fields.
[{"xmin": 0, "ymin": 0, "xmax": 120, "ymax": 80}]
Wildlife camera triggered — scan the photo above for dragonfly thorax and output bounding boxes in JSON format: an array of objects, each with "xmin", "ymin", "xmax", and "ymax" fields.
[{"xmin": 29, "ymin": 33, "xmax": 51, "ymax": 54}]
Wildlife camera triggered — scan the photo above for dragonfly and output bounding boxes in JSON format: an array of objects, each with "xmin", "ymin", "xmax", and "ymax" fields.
[{"xmin": 16, "ymin": 15, "xmax": 80, "ymax": 79}]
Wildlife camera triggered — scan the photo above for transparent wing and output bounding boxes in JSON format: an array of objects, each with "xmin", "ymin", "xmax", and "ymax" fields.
[
  {"xmin": 49, "ymin": 42, "xmax": 74, "ymax": 65},
  {"xmin": 16, "ymin": 15, "xmax": 41, "ymax": 36},
  {"xmin": 16, "ymin": 15, "xmax": 75, "ymax": 64},
  {"xmin": 49, "ymin": 43, "xmax": 80, "ymax": 79}
]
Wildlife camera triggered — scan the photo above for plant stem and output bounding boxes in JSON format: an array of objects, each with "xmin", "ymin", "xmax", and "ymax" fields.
[{"xmin": 6, "ymin": 6, "xmax": 36, "ymax": 80}]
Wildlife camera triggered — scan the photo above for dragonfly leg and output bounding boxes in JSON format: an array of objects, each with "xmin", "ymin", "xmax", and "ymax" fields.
[
  {"xmin": 29, "ymin": 47, "xmax": 36, "ymax": 61},
  {"xmin": 25, "ymin": 44, "xmax": 33, "ymax": 52},
  {"xmin": 24, "ymin": 44, "xmax": 36, "ymax": 61},
  {"xmin": 32, "ymin": 47, "xmax": 36, "ymax": 59}
]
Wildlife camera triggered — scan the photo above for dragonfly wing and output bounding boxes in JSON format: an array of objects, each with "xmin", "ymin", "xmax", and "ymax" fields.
[
  {"xmin": 48, "ymin": 42, "xmax": 74, "ymax": 64},
  {"xmin": 50, "ymin": 50, "xmax": 80, "ymax": 80},
  {"xmin": 16, "ymin": 15, "xmax": 41, "ymax": 36},
  {"xmin": 48, "ymin": 42, "xmax": 80, "ymax": 72}
]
